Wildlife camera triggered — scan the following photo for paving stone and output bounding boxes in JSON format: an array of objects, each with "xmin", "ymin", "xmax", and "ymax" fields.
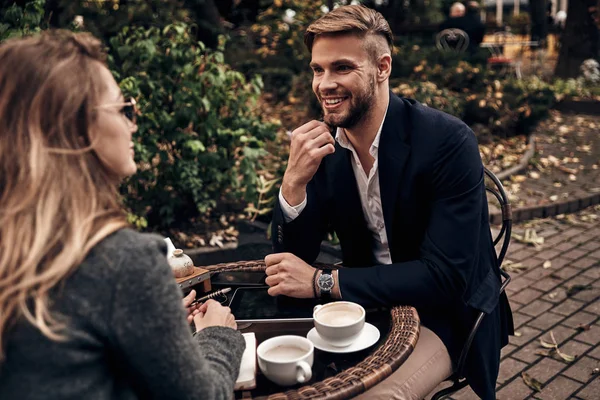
[
  {"xmin": 544, "ymin": 325, "xmax": 578, "ymax": 346},
  {"xmin": 496, "ymin": 377, "xmax": 534, "ymax": 400},
  {"xmin": 552, "ymin": 298, "xmax": 586, "ymax": 316},
  {"xmin": 543, "ymin": 288, "xmax": 568, "ymax": 304},
  {"xmin": 511, "ymin": 288, "xmax": 545, "ymax": 305},
  {"xmin": 513, "ymin": 340, "xmax": 547, "ymax": 364},
  {"xmin": 574, "ymin": 324, "xmax": 600, "ymax": 345},
  {"xmin": 554, "ymin": 241, "xmax": 580, "ymax": 252},
  {"xmin": 571, "ymin": 257, "xmax": 599, "ymax": 269},
  {"xmin": 585, "ymin": 345, "xmax": 600, "ymax": 361},
  {"xmin": 532, "ymin": 277, "xmax": 563, "ymax": 293},
  {"xmin": 549, "ymin": 266, "xmax": 581, "ymax": 281},
  {"xmin": 558, "ymin": 340, "xmax": 593, "ymax": 363},
  {"xmin": 562, "ymin": 248, "xmax": 590, "ymax": 261},
  {"xmin": 570, "ymin": 234, "xmax": 596, "ymax": 244},
  {"xmin": 528, "ymin": 311, "xmax": 565, "ymax": 331},
  {"xmin": 523, "ymin": 266, "xmax": 558, "ymax": 282},
  {"xmin": 589, "ymin": 249, "xmax": 600, "ymax": 259},
  {"xmin": 583, "ymin": 301, "xmax": 600, "ymax": 315},
  {"xmin": 511, "ymin": 249, "xmax": 543, "ymax": 262},
  {"xmin": 573, "ymin": 375, "xmax": 600, "ymax": 400},
  {"xmin": 513, "ymin": 312, "xmax": 534, "ymax": 330},
  {"xmin": 578, "ymin": 241, "xmax": 600, "ymax": 252},
  {"xmin": 581, "ymin": 265, "xmax": 600, "ymax": 279},
  {"xmin": 508, "ymin": 276, "xmax": 538, "ymax": 293},
  {"xmin": 510, "ymin": 325, "xmax": 543, "ymax": 346},
  {"xmin": 563, "ymin": 356, "xmax": 600, "ymax": 383},
  {"xmin": 562, "ymin": 311, "xmax": 598, "ymax": 328},
  {"xmin": 519, "ymin": 299, "xmax": 554, "ymax": 318},
  {"xmin": 525, "ymin": 357, "xmax": 567, "ymax": 384},
  {"xmin": 501, "ymin": 343, "xmax": 518, "ymax": 360},
  {"xmin": 498, "ymin": 357, "xmax": 530, "ymax": 384},
  {"xmin": 534, "ymin": 375, "xmax": 582, "ymax": 400}
]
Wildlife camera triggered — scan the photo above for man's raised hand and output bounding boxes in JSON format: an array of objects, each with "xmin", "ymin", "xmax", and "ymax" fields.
[{"xmin": 282, "ymin": 120, "xmax": 335, "ymax": 206}]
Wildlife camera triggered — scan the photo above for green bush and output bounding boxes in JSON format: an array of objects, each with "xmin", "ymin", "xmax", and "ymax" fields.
[
  {"xmin": 0, "ymin": 0, "xmax": 44, "ymax": 40},
  {"xmin": 109, "ymin": 24, "xmax": 278, "ymax": 229}
]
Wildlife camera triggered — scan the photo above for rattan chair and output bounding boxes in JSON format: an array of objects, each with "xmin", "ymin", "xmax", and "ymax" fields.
[
  {"xmin": 436, "ymin": 28, "xmax": 470, "ymax": 53},
  {"xmin": 431, "ymin": 167, "xmax": 512, "ymax": 400}
]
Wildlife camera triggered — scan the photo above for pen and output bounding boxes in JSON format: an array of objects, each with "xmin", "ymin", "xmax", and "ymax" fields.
[{"xmin": 189, "ymin": 287, "xmax": 232, "ymax": 307}]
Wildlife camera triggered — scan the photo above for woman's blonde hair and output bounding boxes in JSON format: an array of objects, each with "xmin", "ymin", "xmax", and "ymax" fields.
[{"xmin": 0, "ymin": 30, "xmax": 129, "ymax": 360}]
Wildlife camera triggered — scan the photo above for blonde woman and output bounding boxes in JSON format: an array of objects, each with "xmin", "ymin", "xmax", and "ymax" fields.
[{"xmin": 0, "ymin": 30, "xmax": 244, "ymax": 399}]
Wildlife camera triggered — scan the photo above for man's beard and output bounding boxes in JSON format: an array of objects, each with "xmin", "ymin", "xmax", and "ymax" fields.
[{"xmin": 322, "ymin": 79, "xmax": 376, "ymax": 129}]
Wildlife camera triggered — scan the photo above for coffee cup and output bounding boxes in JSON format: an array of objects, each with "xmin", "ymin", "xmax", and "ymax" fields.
[
  {"xmin": 257, "ymin": 335, "xmax": 313, "ymax": 386},
  {"xmin": 313, "ymin": 301, "xmax": 365, "ymax": 347}
]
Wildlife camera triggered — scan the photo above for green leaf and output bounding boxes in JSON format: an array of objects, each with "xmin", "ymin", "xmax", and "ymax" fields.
[{"xmin": 185, "ymin": 140, "xmax": 205, "ymax": 153}]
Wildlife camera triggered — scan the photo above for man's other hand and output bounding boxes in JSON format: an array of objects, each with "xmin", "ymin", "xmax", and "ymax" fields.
[
  {"xmin": 264, "ymin": 252, "xmax": 316, "ymax": 298},
  {"xmin": 281, "ymin": 120, "xmax": 335, "ymax": 206}
]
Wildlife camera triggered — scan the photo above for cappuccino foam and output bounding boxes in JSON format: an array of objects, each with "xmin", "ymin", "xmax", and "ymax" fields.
[
  {"xmin": 263, "ymin": 345, "xmax": 307, "ymax": 361},
  {"xmin": 316, "ymin": 306, "xmax": 362, "ymax": 326}
]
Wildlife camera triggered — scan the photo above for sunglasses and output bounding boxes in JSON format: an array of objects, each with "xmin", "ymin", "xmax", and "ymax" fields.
[{"xmin": 96, "ymin": 97, "xmax": 138, "ymax": 124}]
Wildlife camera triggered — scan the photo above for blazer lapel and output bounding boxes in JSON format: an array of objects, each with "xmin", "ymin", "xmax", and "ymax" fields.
[{"xmin": 378, "ymin": 94, "xmax": 410, "ymax": 247}]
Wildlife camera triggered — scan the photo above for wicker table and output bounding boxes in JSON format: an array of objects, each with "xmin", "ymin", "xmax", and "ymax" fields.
[{"xmin": 202, "ymin": 260, "xmax": 420, "ymax": 400}]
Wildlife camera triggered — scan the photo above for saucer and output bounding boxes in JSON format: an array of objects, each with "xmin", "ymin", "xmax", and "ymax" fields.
[{"xmin": 306, "ymin": 322, "xmax": 380, "ymax": 353}]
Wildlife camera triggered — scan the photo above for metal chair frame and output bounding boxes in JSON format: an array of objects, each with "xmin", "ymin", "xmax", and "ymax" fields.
[
  {"xmin": 431, "ymin": 167, "xmax": 512, "ymax": 400},
  {"xmin": 436, "ymin": 28, "xmax": 470, "ymax": 53}
]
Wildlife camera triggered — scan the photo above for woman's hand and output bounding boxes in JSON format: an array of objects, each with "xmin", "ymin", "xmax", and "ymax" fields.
[
  {"xmin": 182, "ymin": 290, "xmax": 202, "ymax": 324},
  {"xmin": 193, "ymin": 299, "xmax": 237, "ymax": 332}
]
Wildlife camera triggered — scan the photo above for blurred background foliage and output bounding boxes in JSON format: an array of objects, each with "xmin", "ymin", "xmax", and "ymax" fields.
[{"xmin": 1, "ymin": 0, "xmax": 599, "ymax": 244}]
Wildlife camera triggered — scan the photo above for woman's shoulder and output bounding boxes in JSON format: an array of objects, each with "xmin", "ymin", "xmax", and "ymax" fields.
[{"xmin": 83, "ymin": 228, "xmax": 169, "ymax": 277}]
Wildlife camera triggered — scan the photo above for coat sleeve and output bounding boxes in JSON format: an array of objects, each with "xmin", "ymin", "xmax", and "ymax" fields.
[
  {"xmin": 339, "ymin": 127, "xmax": 498, "ymax": 312},
  {"xmin": 108, "ymin": 239, "xmax": 245, "ymax": 399},
  {"xmin": 271, "ymin": 177, "xmax": 330, "ymax": 263}
]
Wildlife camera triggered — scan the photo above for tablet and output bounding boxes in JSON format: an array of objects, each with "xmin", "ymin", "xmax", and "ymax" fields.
[{"xmin": 229, "ymin": 287, "xmax": 318, "ymax": 323}]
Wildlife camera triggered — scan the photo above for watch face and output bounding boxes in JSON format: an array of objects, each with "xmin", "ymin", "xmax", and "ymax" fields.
[{"xmin": 318, "ymin": 273, "xmax": 334, "ymax": 291}]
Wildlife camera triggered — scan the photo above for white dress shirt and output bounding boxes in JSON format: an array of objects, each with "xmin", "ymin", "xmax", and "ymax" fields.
[{"xmin": 279, "ymin": 110, "xmax": 392, "ymax": 265}]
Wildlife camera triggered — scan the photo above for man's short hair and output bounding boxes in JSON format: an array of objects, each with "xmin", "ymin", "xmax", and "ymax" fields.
[
  {"xmin": 304, "ymin": 5, "xmax": 394, "ymax": 62},
  {"xmin": 450, "ymin": 2, "xmax": 466, "ymax": 17}
]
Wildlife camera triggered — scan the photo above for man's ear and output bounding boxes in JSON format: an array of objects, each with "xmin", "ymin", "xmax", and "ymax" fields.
[{"xmin": 376, "ymin": 53, "xmax": 392, "ymax": 82}]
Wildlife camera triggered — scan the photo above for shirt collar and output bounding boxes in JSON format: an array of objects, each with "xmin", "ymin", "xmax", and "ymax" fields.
[{"xmin": 335, "ymin": 101, "xmax": 389, "ymax": 158}]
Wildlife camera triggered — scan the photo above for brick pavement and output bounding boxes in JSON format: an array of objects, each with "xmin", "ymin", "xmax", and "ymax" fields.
[
  {"xmin": 488, "ymin": 111, "xmax": 600, "ymax": 224},
  {"xmin": 433, "ymin": 205, "xmax": 600, "ymax": 399}
]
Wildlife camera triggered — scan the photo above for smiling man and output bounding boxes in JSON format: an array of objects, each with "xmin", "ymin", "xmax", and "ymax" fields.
[{"xmin": 265, "ymin": 5, "xmax": 513, "ymax": 399}]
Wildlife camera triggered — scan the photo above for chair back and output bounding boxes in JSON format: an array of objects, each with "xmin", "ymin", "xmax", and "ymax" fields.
[
  {"xmin": 436, "ymin": 28, "xmax": 470, "ymax": 53},
  {"xmin": 431, "ymin": 167, "xmax": 512, "ymax": 400}
]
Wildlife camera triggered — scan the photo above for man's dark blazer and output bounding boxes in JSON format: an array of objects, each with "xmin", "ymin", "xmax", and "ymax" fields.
[{"xmin": 271, "ymin": 93, "xmax": 514, "ymax": 399}]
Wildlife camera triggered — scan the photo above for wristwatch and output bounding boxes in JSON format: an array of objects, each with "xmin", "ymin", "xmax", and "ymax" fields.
[{"xmin": 317, "ymin": 269, "xmax": 334, "ymax": 301}]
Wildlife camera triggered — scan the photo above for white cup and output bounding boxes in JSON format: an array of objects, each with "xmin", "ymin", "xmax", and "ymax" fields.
[
  {"xmin": 257, "ymin": 335, "xmax": 314, "ymax": 386},
  {"xmin": 313, "ymin": 301, "xmax": 365, "ymax": 347}
]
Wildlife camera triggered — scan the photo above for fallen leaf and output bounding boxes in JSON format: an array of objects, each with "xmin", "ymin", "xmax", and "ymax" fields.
[
  {"xmin": 521, "ymin": 372, "xmax": 543, "ymax": 392},
  {"xmin": 549, "ymin": 195, "xmax": 559, "ymax": 201},
  {"xmin": 556, "ymin": 349, "xmax": 577, "ymax": 362},
  {"xmin": 529, "ymin": 171, "xmax": 540, "ymax": 179},
  {"xmin": 569, "ymin": 174, "xmax": 577, "ymax": 182},
  {"xmin": 540, "ymin": 338, "xmax": 556, "ymax": 349},
  {"xmin": 548, "ymin": 291, "xmax": 559, "ymax": 299},
  {"xmin": 574, "ymin": 324, "xmax": 591, "ymax": 332},
  {"xmin": 566, "ymin": 284, "xmax": 592, "ymax": 297},
  {"xmin": 514, "ymin": 331, "xmax": 522, "ymax": 337},
  {"xmin": 543, "ymin": 260, "xmax": 552, "ymax": 269},
  {"xmin": 592, "ymin": 368, "xmax": 600, "ymax": 376}
]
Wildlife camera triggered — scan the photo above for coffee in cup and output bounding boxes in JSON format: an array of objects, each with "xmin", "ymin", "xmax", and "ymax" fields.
[
  {"xmin": 313, "ymin": 301, "xmax": 365, "ymax": 347},
  {"xmin": 257, "ymin": 335, "xmax": 313, "ymax": 386}
]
